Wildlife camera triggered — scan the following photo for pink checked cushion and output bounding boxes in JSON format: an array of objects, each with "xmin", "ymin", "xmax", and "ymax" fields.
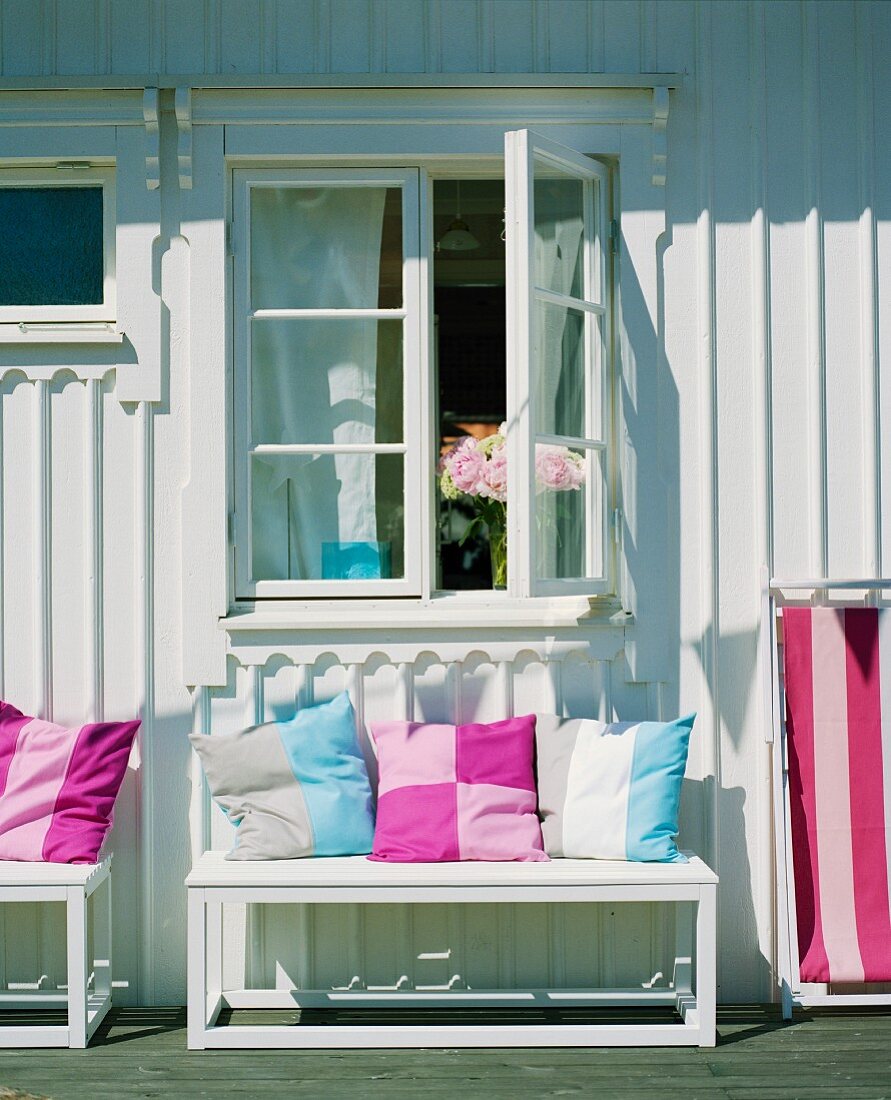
[
  {"xmin": 368, "ymin": 716, "xmax": 548, "ymax": 862},
  {"xmin": 0, "ymin": 701, "xmax": 140, "ymax": 864}
]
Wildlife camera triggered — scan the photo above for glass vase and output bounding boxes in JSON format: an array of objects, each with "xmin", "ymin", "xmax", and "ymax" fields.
[{"xmin": 489, "ymin": 523, "xmax": 507, "ymax": 590}]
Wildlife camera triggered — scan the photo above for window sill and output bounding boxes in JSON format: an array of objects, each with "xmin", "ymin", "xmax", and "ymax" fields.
[
  {"xmin": 0, "ymin": 322, "xmax": 123, "ymax": 344},
  {"xmin": 220, "ymin": 595, "xmax": 631, "ymax": 633}
]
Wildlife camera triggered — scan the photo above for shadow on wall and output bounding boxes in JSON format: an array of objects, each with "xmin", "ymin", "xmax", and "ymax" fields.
[{"xmin": 678, "ymin": 776, "xmax": 770, "ymax": 1002}]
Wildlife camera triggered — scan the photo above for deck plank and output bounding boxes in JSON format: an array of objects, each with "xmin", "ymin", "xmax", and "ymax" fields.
[{"xmin": 0, "ymin": 1007, "xmax": 889, "ymax": 1099}]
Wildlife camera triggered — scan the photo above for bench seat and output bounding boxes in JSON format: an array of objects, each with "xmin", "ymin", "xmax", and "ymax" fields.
[{"xmin": 186, "ymin": 851, "xmax": 717, "ymax": 1049}]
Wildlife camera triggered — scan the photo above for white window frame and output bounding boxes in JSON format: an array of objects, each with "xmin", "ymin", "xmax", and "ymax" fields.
[
  {"xmin": 228, "ymin": 145, "xmax": 617, "ymax": 606},
  {"xmin": 232, "ymin": 167, "xmax": 425, "ymax": 599},
  {"xmin": 506, "ymin": 129, "xmax": 613, "ymax": 599},
  {"xmin": 0, "ymin": 166, "xmax": 116, "ymax": 324}
]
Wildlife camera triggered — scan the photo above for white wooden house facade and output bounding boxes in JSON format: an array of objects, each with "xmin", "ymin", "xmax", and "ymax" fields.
[{"xmin": 0, "ymin": 0, "xmax": 888, "ymax": 1007}]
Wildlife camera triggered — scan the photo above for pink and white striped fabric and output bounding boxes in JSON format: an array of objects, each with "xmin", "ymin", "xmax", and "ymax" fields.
[
  {"xmin": 0, "ymin": 701, "xmax": 140, "ymax": 864},
  {"xmin": 783, "ymin": 607, "xmax": 891, "ymax": 983}
]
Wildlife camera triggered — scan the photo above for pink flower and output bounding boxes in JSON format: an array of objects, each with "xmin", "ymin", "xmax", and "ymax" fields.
[
  {"xmin": 535, "ymin": 445, "xmax": 585, "ymax": 491},
  {"xmin": 446, "ymin": 439, "xmax": 489, "ymax": 495},
  {"xmin": 480, "ymin": 445, "xmax": 507, "ymax": 503}
]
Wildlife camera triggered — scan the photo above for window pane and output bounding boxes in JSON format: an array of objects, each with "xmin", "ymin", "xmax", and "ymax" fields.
[
  {"xmin": 534, "ymin": 445, "xmax": 601, "ymax": 581},
  {"xmin": 534, "ymin": 300, "xmax": 586, "ymax": 438},
  {"xmin": 251, "ymin": 318, "xmax": 403, "ymax": 446},
  {"xmin": 251, "ymin": 452, "xmax": 404, "ymax": 582},
  {"xmin": 533, "ymin": 164, "xmax": 584, "ymax": 300},
  {"xmin": 0, "ymin": 187, "xmax": 103, "ymax": 306},
  {"xmin": 251, "ymin": 186, "xmax": 402, "ymax": 310}
]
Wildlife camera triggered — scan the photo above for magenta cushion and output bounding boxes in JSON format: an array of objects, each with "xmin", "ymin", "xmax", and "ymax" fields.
[
  {"xmin": 368, "ymin": 715, "xmax": 548, "ymax": 863},
  {"xmin": 0, "ymin": 701, "xmax": 140, "ymax": 864}
]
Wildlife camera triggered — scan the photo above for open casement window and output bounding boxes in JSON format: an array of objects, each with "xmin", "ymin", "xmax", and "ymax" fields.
[
  {"xmin": 0, "ymin": 167, "xmax": 116, "ymax": 323},
  {"xmin": 505, "ymin": 129, "xmax": 611, "ymax": 598},
  {"xmin": 233, "ymin": 168, "xmax": 423, "ymax": 598},
  {"xmin": 232, "ymin": 138, "xmax": 612, "ymax": 603}
]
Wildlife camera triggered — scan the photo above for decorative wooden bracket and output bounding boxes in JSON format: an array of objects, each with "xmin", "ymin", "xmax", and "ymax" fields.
[
  {"xmin": 175, "ymin": 87, "xmax": 193, "ymax": 190},
  {"xmin": 143, "ymin": 88, "xmax": 160, "ymax": 190},
  {"xmin": 652, "ymin": 86, "xmax": 669, "ymax": 186}
]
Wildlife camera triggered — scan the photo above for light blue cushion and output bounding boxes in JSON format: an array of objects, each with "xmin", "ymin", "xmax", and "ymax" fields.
[
  {"xmin": 534, "ymin": 713, "xmax": 694, "ymax": 862},
  {"xmin": 190, "ymin": 692, "xmax": 374, "ymax": 860}
]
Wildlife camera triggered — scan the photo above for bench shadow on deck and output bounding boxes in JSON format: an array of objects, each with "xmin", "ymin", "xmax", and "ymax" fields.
[{"xmin": 0, "ymin": 1005, "xmax": 890, "ymax": 1098}]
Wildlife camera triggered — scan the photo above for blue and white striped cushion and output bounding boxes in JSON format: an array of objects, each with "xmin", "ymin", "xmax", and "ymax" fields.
[{"xmin": 534, "ymin": 714, "xmax": 694, "ymax": 862}]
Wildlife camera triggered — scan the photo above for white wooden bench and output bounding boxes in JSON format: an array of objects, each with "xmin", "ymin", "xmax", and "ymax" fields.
[
  {"xmin": 186, "ymin": 852, "xmax": 717, "ymax": 1049},
  {"xmin": 0, "ymin": 858, "xmax": 113, "ymax": 1048}
]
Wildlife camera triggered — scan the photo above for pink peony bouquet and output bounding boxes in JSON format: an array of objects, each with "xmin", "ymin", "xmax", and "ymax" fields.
[
  {"xmin": 439, "ymin": 425, "xmax": 585, "ymax": 588},
  {"xmin": 440, "ymin": 424, "xmax": 508, "ymax": 503},
  {"xmin": 439, "ymin": 425, "xmax": 586, "ymax": 502}
]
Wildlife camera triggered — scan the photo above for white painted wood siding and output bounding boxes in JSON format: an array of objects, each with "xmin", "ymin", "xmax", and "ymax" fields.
[
  {"xmin": 0, "ymin": 0, "xmax": 889, "ymax": 1006},
  {"xmin": 0, "ymin": 1, "xmax": 659, "ymax": 79}
]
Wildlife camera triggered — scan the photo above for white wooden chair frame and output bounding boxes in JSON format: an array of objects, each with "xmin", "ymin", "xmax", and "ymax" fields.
[
  {"xmin": 764, "ymin": 574, "xmax": 891, "ymax": 1018},
  {"xmin": 0, "ymin": 857, "xmax": 112, "ymax": 1047},
  {"xmin": 186, "ymin": 852, "xmax": 717, "ymax": 1049}
]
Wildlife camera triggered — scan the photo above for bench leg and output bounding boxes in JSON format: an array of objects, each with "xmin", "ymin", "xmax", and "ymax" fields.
[
  {"xmin": 673, "ymin": 900, "xmax": 694, "ymax": 1019},
  {"xmin": 87, "ymin": 870, "xmax": 113, "ymax": 1041},
  {"xmin": 66, "ymin": 886, "xmax": 88, "ymax": 1049},
  {"xmin": 188, "ymin": 889, "xmax": 224, "ymax": 1050},
  {"xmin": 696, "ymin": 884, "xmax": 717, "ymax": 1047},
  {"xmin": 207, "ymin": 900, "xmax": 223, "ymax": 1019},
  {"xmin": 93, "ymin": 871, "xmax": 112, "ymax": 1000},
  {"xmin": 188, "ymin": 888, "xmax": 207, "ymax": 1050}
]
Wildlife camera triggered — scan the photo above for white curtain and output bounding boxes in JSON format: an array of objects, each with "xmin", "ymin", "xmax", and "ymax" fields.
[{"xmin": 250, "ymin": 186, "xmax": 389, "ymax": 580}]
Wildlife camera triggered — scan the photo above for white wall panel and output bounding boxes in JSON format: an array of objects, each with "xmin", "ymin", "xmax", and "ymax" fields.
[
  {"xmin": 108, "ymin": 0, "xmax": 151, "ymax": 74},
  {"xmin": 1, "ymin": 0, "xmax": 46, "ymax": 76},
  {"xmin": 710, "ymin": 0, "xmax": 761, "ymax": 1004},
  {"xmin": 490, "ymin": 1, "xmax": 535, "ymax": 73},
  {"xmin": 764, "ymin": 2, "xmax": 810, "ymax": 581},
  {"xmin": 328, "ymin": 0, "xmax": 372, "ymax": 72},
  {"xmin": 48, "ymin": 377, "xmax": 87, "ymax": 725},
  {"xmin": 543, "ymin": 0, "xmax": 592, "ymax": 73},
  {"xmin": 819, "ymin": 1, "xmax": 867, "ymax": 578},
  {"xmin": 55, "ymin": 0, "xmax": 104, "ymax": 75},
  {"xmin": 220, "ymin": 0, "xmax": 265, "ymax": 73},
  {"xmin": 163, "ymin": 0, "xmax": 211, "ymax": 74},
  {"xmin": 381, "ymin": 0, "xmax": 427, "ymax": 72},
  {"xmin": 877, "ymin": 6, "xmax": 891, "ymax": 576}
]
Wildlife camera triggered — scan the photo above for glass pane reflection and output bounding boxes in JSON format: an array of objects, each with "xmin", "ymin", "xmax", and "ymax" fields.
[
  {"xmin": 533, "ymin": 165, "xmax": 584, "ymax": 300},
  {"xmin": 534, "ymin": 445, "xmax": 603, "ymax": 581}
]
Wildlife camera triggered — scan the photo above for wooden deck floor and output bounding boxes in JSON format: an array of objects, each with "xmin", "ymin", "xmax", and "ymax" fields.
[{"xmin": 0, "ymin": 1006, "xmax": 890, "ymax": 1098}]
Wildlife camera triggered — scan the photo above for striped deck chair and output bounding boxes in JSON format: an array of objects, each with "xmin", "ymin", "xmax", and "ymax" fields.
[{"xmin": 768, "ymin": 581, "xmax": 891, "ymax": 1016}]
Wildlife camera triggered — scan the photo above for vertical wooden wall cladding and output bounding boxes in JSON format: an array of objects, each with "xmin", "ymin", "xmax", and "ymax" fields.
[{"xmin": 0, "ymin": 0, "xmax": 889, "ymax": 1003}]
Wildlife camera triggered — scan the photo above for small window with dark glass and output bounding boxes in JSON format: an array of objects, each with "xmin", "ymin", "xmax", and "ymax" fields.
[{"xmin": 0, "ymin": 169, "xmax": 115, "ymax": 323}]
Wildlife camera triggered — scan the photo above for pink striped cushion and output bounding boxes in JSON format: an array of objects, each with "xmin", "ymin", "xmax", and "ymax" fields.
[
  {"xmin": 784, "ymin": 608, "xmax": 891, "ymax": 983},
  {"xmin": 0, "ymin": 701, "xmax": 140, "ymax": 864},
  {"xmin": 368, "ymin": 716, "xmax": 548, "ymax": 863}
]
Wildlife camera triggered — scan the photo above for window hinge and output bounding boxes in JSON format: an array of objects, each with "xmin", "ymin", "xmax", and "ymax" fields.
[
  {"xmin": 609, "ymin": 219, "xmax": 620, "ymax": 255},
  {"xmin": 227, "ymin": 512, "xmax": 236, "ymax": 545},
  {"xmin": 613, "ymin": 507, "xmax": 623, "ymax": 545},
  {"xmin": 225, "ymin": 222, "xmax": 234, "ymax": 257}
]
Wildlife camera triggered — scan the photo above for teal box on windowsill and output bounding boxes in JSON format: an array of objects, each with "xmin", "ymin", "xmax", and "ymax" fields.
[{"xmin": 321, "ymin": 541, "xmax": 392, "ymax": 580}]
